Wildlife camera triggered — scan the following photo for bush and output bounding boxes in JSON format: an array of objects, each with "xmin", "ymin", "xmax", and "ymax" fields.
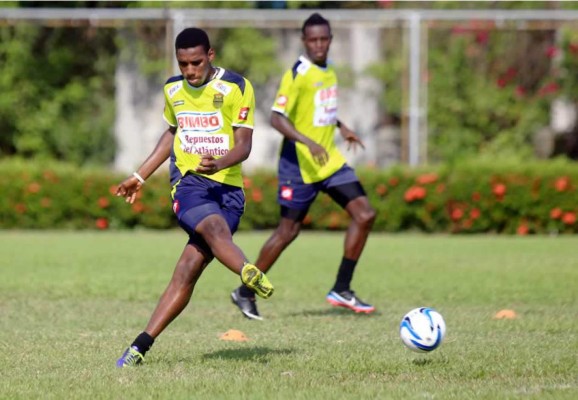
[{"xmin": 1, "ymin": 158, "xmax": 577, "ymax": 234}]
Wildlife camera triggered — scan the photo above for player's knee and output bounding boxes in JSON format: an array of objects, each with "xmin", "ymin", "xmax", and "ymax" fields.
[
  {"xmin": 357, "ymin": 207, "xmax": 376, "ymax": 228},
  {"xmin": 277, "ymin": 224, "xmax": 300, "ymax": 244}
]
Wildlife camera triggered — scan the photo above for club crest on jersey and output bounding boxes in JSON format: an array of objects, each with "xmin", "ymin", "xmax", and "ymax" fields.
[
  {"xmin": 238, "ymin": 107, "xmax": 250, "ymax": 121},
  {"xmin": 212, "ymin": 81, "xmax": 231, "ymax": 96},
  {"xmin": 276, "ymin": 95, "xmax": 288, "ymax": 106},
  {"xmin": 213, "ymin": 94, "xmax": 224, "ymax": 108},
  {"xmin": 168, "ymin": 81, "xmax": 183, "ymax": 99},
  {"xmin": 280, "ymin": 186, "xmax": 293, "ymax": 200}
]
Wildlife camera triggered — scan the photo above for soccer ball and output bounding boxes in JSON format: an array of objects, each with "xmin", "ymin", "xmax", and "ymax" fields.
[{"xmin": 399, "ymin": 307, "xmax": 446, "ymax": 353}]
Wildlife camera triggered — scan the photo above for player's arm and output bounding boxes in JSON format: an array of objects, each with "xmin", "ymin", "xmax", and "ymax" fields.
[
  {"xmin": 271, "ymin": 111, "xmax": 329, "ymax": 166},
  {"xmin": 337, "ymin": 119, "xmax": 365, "ymax": 152},
  {"xmin": 115, "ymin": 126, "xmax": 176, "ymax": 204},
  {"xmin": 195, "ymin": 126, "xmax": 252, "ymax": 175}
]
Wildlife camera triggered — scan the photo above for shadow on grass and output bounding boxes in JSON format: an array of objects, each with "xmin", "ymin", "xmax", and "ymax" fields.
[
  {"xmin": 201, "ymin": 346, "xmax": 295, "ymax": 363},
  {"xmin": 284, "ymin": 308, "xmax": 382, "ymax": 318},
  {"xmin": 411, "ymin": 358, "xmax": 434, "ymax": 366}
]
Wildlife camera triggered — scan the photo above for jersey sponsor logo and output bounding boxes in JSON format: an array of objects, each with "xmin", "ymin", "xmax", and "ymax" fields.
[
  {"xmin": 178, "ymin": 133, "xmax": 230, "ymax": 157},
  {"xmin": 173, "ymin": 199, "xmax": 180, "ymax": 214},
  {"xmin": 213, "ymin": 94, "xmax": 224, "ymax": 108},
  {"xmin": 173, "ymin": 100, "xmax": 185, "ymax": 107},
  {"xmin": 176, "ymin": 111, "xmax": 223, "ymax": 133},
  {"xmin": 212, "ymin": 81, "xmax": 232, "ymax": 96},
  {"xmin": 280, "ymin": 186, "xmax": 293, "ymax": 200},
  {"xmin": 238, "ymin": 107, "xmax": 250, "ymax": 121},
  {"xmin": 313, "ymin": 84, "xmax": 338, "ymax": 127},
  {"xmin": 276, "ymin": 95, "xmax": 288, "ymax": 106},
  {"xmin": 168, "ymin": 81, "xmax": 183, "ymax": 99}
]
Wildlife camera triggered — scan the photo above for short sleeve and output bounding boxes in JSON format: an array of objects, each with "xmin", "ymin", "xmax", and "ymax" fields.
[
  {"xmin": 271, "ymin": 69, "xmax": 298, "ymax": 116},
  {"xmin": 231, "ymin": 77, "xmax": 255, "ymax": 129}
]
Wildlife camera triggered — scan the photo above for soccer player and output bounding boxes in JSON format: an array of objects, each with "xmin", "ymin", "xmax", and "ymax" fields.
[
  {"xmin": 115, "ymin": 27, "xmax": 274, "ymax": 367},
  {"xmin": 230, "ymin": 13, "xmax": 376, "ymax": 321}
]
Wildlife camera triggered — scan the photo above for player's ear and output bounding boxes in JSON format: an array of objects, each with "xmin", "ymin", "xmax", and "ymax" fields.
[{"xmin": 208, "ymin": 48, "xmax": 215, "ymax": 62}]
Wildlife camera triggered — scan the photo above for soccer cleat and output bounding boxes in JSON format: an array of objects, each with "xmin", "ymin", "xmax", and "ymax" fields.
[
  {"xmin": 231, "ymin": 287, "xmax": 263, "ymax": 321},
  {"xmin": 116, "ymin": 346, "xmax": 144, "ymax": 368},
  {"xmin": 240, "ymin": 263, "xmax": 274, "ymax": 299},
  {"xmin": 326, "ymin": 290, "xmax": 376, "ymax": 314}
]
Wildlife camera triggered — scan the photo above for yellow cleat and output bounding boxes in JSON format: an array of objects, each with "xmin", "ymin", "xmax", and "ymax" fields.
[{"xmin": 240, "ymin": 263, "xmax": 274, "ymax": 299}]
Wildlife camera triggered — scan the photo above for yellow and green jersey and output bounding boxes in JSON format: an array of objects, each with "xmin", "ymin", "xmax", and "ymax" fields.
[
  {"xmin": 163, "ymin": 67, "xmax": 255, "ymax": 188},
  {"xmin": 272, "ymin": 55, "xmax": 346, "ymax": 184}
]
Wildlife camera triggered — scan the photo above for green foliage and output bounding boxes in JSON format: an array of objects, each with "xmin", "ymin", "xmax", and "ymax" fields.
[
  {"xmin": 0, "ymin": 24, "xmax": 117, "ymax": 164},
  {"xmin": 2, "ymin": 158, "xmax": 578, "ymax": 234}
]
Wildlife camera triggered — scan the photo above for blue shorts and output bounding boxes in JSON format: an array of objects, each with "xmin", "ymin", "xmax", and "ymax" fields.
[
  {"xmin": 278, "ymin": 164, "xmax": 360, "ymax": 211},
  {"xmin": 172, "ymin": 174, "xmax": 245, "ymax": 256}
]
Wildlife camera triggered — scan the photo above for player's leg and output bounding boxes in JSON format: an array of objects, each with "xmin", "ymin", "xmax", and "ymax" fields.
[
  {"xmin": 231, "ymin": 181, "xmax": 315, "ymax": 320},
  {"xmin": 323, "ymin": 167, "xmax": 376, "ymax": 313},
  {"xmin": 116, "ymin": 241, "xmax": 211, "ymax": 367},
  {"xmin": 176, "ymin": 175, "xmax": 274, "ymax": 298}
]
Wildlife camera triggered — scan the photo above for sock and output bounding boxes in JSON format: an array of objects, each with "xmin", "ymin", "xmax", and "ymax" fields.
[
  {"xmin": 131, "ymin": 331, "xmax": 154, "ymax": 355},
  {"xmin": 332, "ymin": 257, "xmax": 357, "ymax": 293},
  {"xmin": 239, "ymin": 284, "xmax": 256, "ymax": 298}
]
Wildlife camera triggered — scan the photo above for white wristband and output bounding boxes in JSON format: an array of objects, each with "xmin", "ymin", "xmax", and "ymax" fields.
[{"xmin": 132, "ymin": 172, "xmax": 145, "ymax": 184}]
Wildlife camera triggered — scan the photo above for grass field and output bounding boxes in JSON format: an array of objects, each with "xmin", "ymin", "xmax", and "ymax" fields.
[{"xmin": 1, "ymin": 231, "xmax": 577, "ymax": 399}]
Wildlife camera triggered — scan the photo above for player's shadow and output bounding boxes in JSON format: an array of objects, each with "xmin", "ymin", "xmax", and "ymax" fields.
[
  {"xmin": 284, "ymin": 308, "xmax": 382, "ymax": 318},
  {"xmin": 411, "ymin": 358, "xmax": 433, "ymax": 366},
  {"xmin": 202, "ymin": 346, "xmax": 294, "ymax": 363}
]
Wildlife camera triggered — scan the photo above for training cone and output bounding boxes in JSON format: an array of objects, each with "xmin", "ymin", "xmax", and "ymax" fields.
[
  {"xmin": 493, "ymin": 309, "xmax": 517, "ymax": 319},
  {"xmin": 220, "ymin": 329, "xmax": 249, "ymax": 342}
]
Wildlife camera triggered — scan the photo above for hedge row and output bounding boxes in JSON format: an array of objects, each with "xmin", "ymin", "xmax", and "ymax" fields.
[{"xmin": 2, "ymin": 158, "xmax": 578, "ymax": 234}]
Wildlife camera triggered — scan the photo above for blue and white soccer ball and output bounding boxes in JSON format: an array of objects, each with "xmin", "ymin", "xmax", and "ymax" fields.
[{"xmin": 399, "ymin": 307, "xmax": 446, "ymax": 353}]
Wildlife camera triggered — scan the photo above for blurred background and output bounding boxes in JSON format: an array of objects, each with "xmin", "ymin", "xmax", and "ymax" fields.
[{"xmin": 3, "ymin": 1, "xmax": 578, "ymax": 234}]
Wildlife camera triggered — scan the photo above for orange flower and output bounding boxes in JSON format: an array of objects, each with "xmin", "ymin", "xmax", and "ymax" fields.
[
  {"xmin": 388, "ymin": 177, "xmax": 399, "ymax": 187},
  {"xmin": 95, "ymin": 218, "xmax": 109, "ymax": 230},
  {"xmin": 404, "ymin": 186, "xmax": 427, "ymax": 202},
  {"xmin": 251, "ymin": 189, "xmax": 263, "ymax": 203},
  {"xmin": 98, "ymin": 197, "xmax": 110, "ymax": 208},
  {"xmin": 492, "ymin": 183, "xmax": 507, "ymax": 197},
  {"xmin": 40, "ymin": 197, "xmax": 52, "ymax": 208},
  {"xmin": 14, "ymin": 203, "xmax": 26, "ymax": 214},
  {"xmin": 554, "ymin": 176, "xmax": 570, "ymax": 192},
  {"xmin": 243, "ymin": 176, "xmax": 252, "ymax": 189},
  {"xmin": 131, "ymin": 202, "xmax": 145, "ymax": 213},
  {"xmin": 517, "ymin": 224, "xmax": 529, "ymax": 235},
  {"xmin": 470, "ymin": 208, "xmax": 481, "ymax": 220},
  {"xmin": 109, "ymin": 185, "xmax": 118, "ymax": 196},
  {"xmin": 27, "ymin": 182, "xmax": 41, "ymax": 194},
  {"xmin": 550, "ymin": 207, "xmax": 563, "ymax": 220},
  {"xmin": 435, "ymin": 183, "xmax": 446, "ymax": 193},
  {"xmin": 471, "ymin": 192, "xmax": 481, "ymax": 202},
  {"xmin": 450, "ymin": 208, "xmax": 463, "ymax": 221},
  {"xmin": 562, "ymin": 212, "xmax": 576, "ymax": 225},
  {"xmin": 375, "ymin": 183, "xmax": 387, "ymax": 196},
  {"xmin": 416, "ymin": 173, "xmax": 438, "ymax": 185}
]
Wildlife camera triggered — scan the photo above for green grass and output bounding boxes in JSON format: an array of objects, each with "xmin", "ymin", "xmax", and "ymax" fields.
[{"xmin": 1, "ymin": 231, "xmax": 577, "ymax": 399}]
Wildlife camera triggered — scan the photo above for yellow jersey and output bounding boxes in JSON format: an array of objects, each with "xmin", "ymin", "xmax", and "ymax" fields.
[{"xmin": 163, "ymin": 67, "xmax": 255, "ymax": 188}]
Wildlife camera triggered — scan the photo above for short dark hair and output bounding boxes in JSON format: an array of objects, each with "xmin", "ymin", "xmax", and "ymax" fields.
[
  {"xmin": 301, "ymin": 13, "xmax": 331, "ymax": 35},
  {"xmin": 175, "ymin": 28, "xmax": 210, "ymax": 52}
]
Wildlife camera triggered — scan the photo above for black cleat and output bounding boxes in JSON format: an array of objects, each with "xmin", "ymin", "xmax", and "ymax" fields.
[
  {"xmin": 326, "ymin": 290, "xmax": 376, "ymax": 314},
  {"xmin": 231, "ymin": 287, "xmax": 263, "ymax": 321}
]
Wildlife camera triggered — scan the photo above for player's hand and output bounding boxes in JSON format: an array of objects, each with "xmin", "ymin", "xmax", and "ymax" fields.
[
  {"xmin": 195, "ymin": 154, "xmax": 220, "ymax": 175},
  {"xmin": 307, "ymin": 141, "xmax": 329, "ymax": 166},
  {"xmin": 115, "ymin": 176, "xmax": 143, "ymax": 204},
  {"xmin": 341, "ymin": 126, "xmax": 365, "ymax": 152}
]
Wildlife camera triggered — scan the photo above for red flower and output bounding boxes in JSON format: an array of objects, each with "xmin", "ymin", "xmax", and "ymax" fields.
[
  {"xmin": 470, "ymin": 208, "xmax": 481, "ymax": 220},
  {"xmin": 562, "ymin": 212, "xmax": 576, "ymax": 225},
  {"xmin": 98, "ymin": 197, "xmax": 110, "ymax": 208},
  {"xmin": 375, "ymin": 184, "xmax": 387, "ymax": 196},
  {"xmin": 545, "ymin": 45, "xmax": 558, "ymax": 58},
  {"xmin": 95, "ymin": 218, "xmax": 109, "ymax": 230},
  {"xmin": 569, "ymin": 42, "xmax": 578, "ymax": 55},
  {"xmin": 492, "ymin": 183, "xmax": 507, "ymax": 197},
  {"xmin": 554, "ymin": 176, "xmax": 570, "ymax": 192},
  {"xmin": 388, "ymin": 177, "xmax": 399, "ymax": 187},
  {"xmin": 251, "ymin": 188, "xmax": 263, "ymax": 203},
  {"xmin": 517, "ymin": 224, "xmax": 529, "ymax": 235},
  {"xmin": 538, "ymin": 82, "xmax": 559, "ymax": 97},
  {"xmin": 14, "ymin": 203, "xmax": 27, "ymax": 214},
  {"xmin": 40, "ymin": 197, "xmax": 52, "ymax": 208},
  {"xmin": 416, "ymin": 173, "xmax": 438, "ymax": 185},
  {"xmin": 451, "ymin": 208, "xmax": 464, "ymax": 221},
  {"xmin": 27, "ymin": 182, "xmax": 41, "ymax": 194},
  {"xmin": 475, "ymin": 31, "xmax": 489, "ymax": 45},
  {"xmin": 436, "ymin": 183, "xmax": 446, "ymax": 193},
  {"xmin": 109, "ymin": 185, "xmax": 118, "ymax": 196},
  {"xmin": 131, "ymin": 202, "xmax": 145, "ymax": 213},
  {"xmin": 514, "ymin": 85, "xmax": 526, "ymax": 98},
  {"xmin": 471, "ymin": 192, "xmax": 481, "ymax": 202},
  {"xmin": 243, "ymin": 176, "xmax": 252, "ymax": 189},
  {"xmin": 404, "ymin": 186, "xmax": 427, "ymax": 202},
  {"xmin": 550, "ymin": 207, "xmax": 563, "ymax": 220},
  {"xmin": 496, "ymin": 77, "xmax": 508, "ymax": 88}
]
